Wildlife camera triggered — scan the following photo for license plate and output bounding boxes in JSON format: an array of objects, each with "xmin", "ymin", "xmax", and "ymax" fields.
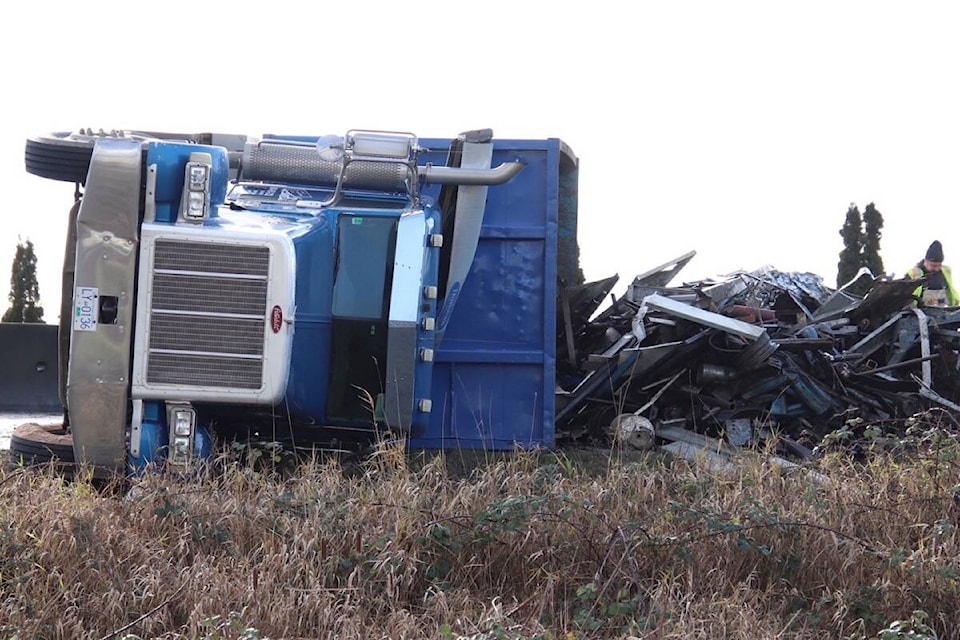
[{"xmin": 74, "ymin": 286, "xmax": 99, "ymax": 332}]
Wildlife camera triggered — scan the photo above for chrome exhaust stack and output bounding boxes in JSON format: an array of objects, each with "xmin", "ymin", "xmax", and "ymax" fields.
[{"xmin": 240, "ymin": 130, "xmax": 524, "ymax": 205}]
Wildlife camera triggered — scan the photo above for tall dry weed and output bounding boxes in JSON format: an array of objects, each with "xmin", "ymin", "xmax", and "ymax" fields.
[{"xmin": 0, "ymin": 443, "xmax": 957, "ymax": 639}]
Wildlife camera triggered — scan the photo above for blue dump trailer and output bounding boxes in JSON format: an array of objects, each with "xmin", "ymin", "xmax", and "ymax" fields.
[{"xmin": 22, "ymin": 128, "xmax": 580, "ymax": 472}]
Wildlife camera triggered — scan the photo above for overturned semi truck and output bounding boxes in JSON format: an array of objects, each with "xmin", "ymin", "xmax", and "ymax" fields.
[{"xmin": 22, "ymin": 128, "xmax": 581, "ymax": 473}]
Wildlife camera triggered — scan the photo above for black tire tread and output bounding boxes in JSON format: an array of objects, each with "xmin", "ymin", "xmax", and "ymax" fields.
[
  {"xmin": 9, "ymin": 422, "xmax": 75, "ymax": 468},
  {"xmin": 24, "ymin": 137, "xmax": 92, "ymax": 183}
]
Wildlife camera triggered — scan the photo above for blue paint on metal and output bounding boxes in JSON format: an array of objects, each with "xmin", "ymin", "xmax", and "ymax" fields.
[
  {"xmin": 277, "ymin": 199, "xmax": 441, "ymax": 434},
  {"xmin": 413, "ymin": 205, "xmax": 442, "ymax": 435},
  {"xmin": 194, "ymin": 424, "xmax": 214, "ymax": 459},
  {"xmin": 130, "ymin": 135, "xmax": 567, "ymax": 454},
  {"xmin": 409, "ymin": 138, "xmax": 562, "ymax": 449},
  {"xmin": 128, "ymin": 401, "xmax": 213, "ymax": 470},
  {"xmin": 146, "ymin": 142, "xmax": 230, "ymax": 222},
  {"xmin": 129, "ymin": 401, "xmax": 164, "ymax": 471},
  {"xmin": 437, "ymin": 282, "xmax": 461, "ymax": 332},
  {"xmin": 284, "ymin": 213, "xmax": 337, "ymax": 419}
]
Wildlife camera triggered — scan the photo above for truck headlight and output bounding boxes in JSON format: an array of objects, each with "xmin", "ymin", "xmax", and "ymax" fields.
[
  {"xmin": 167, "ymin": 404, "xmax": 196, "ymax": 465},
  {"xmin": 179, "ymin": 152, "xmax": 212, "ymax": 222},
  {"xmin": 172, "ymin": 408, "xmax": 195, "ymax": 437}
]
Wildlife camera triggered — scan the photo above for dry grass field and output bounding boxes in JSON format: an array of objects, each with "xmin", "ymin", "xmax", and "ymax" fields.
[{"xmin": 1, "ymin": 416, "xmax": 959, "ymax": 639}]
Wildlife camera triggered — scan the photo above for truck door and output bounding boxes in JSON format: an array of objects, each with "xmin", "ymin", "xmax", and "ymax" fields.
[
  {"xmin": 326, "ymin": 210, "xmax": 437, "ymax": 431},
  {"xmin": 327, "ymin": 214, "xmax": 396, "ymax": 424}
]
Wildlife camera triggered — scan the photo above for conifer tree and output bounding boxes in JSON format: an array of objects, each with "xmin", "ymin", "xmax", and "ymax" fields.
[
  {"xmin": 862, "ymin": 202, "xmax": 885, "ymax": 278},
  {"xmin": 2, "ymin": 239, "xmax": 44, "ymax": 323},
  {"xmin": 836, "ymin": 203, "xmax": 863, "ymax": 288}
]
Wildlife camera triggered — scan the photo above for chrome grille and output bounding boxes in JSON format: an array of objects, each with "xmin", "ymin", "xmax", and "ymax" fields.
[
  {"xmin": 148, "ymin": 315, "xmax": 264, "ymax": 355},
  {"xmin": 154, "ymin": 240, "xmax": 270, "ymax": 275},
  {"xmin": 151, "ymin": 274, "xmax": 267, "ymax": 315},
  {"xmin": 148, "ymin": 353, "xmax": 264, "ymax": 389},
  {"xmin": 145, "ymin": 239, "xmax": 270, "ymax": 389}
]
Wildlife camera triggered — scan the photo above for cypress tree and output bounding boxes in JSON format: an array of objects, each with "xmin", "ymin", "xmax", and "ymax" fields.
[
  {"xmin": 837, "ymin": 203, "xmax": 863, "ymax": 288},
  {"xmin": 862, "ymin": 202, "xmax": 885, "ymax": 278},
  {"xmin": 2, "ymin": 239, "xmax": 44, "ymax": 323}
]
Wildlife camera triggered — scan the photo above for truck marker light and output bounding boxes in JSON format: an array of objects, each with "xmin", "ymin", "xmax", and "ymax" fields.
[
  {"xmin": 350, "ymin": 131, "xmax": 413, "ymax": 158},
  {"xmin": 171, "ymin": 437, "xmax": 192, "ymax": 464},
  {"xmin": 172, "ymin": 408, "xmax": 195, "ymax": 437},
  {"xmin": 187, "ymin": 191, "xmax": 205, "ymax": 217},
  {"xmin": 271, "ymin": 306, "xmax": 283, "ymax": 333}
]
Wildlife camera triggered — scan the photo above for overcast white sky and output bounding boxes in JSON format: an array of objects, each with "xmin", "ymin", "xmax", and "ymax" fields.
[{"xmin": 3, "ymin": 1, "xmax": 959, "ymax": 321}]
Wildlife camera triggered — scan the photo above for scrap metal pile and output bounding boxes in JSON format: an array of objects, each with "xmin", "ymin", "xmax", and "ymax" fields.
[{"xmin": 556, "ymin": 252, "xmax": 960, "ymax": 458}]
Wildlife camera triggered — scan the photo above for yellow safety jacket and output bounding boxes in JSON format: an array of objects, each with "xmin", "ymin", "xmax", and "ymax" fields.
[{"xmin": 906, "ymin": 263, "xmax": 959, "ymax": 307}]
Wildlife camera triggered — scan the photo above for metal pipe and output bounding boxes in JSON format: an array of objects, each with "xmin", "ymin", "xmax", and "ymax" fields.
[
  {"xmin": 420, "ymin": 162, "xmax": 525, "ymax": 185},
  {"xmin": 852, "ymin": 353, "xmax": 941, "ymax": 376},
  {"xmin": 699, "ymin": 363, "xmax": 739, "ymax": 384}
]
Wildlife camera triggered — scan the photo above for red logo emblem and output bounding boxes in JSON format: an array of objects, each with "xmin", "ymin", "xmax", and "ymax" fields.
[{"xmin": 271, "ymin": 306, "xmax": 283, "ymax": 333}]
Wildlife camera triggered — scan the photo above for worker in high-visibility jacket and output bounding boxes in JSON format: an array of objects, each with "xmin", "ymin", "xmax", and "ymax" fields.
[{"xmin": 906, "ymin": 240, "xmax": 959, "ymax": 307}]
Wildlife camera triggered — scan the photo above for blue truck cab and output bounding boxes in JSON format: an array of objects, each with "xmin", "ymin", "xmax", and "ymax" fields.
[{"xmin": 24, "ymin": 128, "xmax": 579, "ymax": 472}]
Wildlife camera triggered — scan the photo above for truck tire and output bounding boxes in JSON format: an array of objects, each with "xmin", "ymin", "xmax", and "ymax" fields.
[
  {"xmin": 24, "ymin": 132, "xmax": 96, "ymax": 183},
  {"xmin": 24, "ymin": 129, "xmax": 204, "ymax": 184},
  {"xmin": 8, "ymin": 422, "xmax": 75, "ymax": 470}
]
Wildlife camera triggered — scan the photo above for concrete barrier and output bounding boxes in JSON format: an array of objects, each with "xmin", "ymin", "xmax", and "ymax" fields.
[{"xmin": 0, "ymin": 322, "xmax": 61, "ymax": 412}]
